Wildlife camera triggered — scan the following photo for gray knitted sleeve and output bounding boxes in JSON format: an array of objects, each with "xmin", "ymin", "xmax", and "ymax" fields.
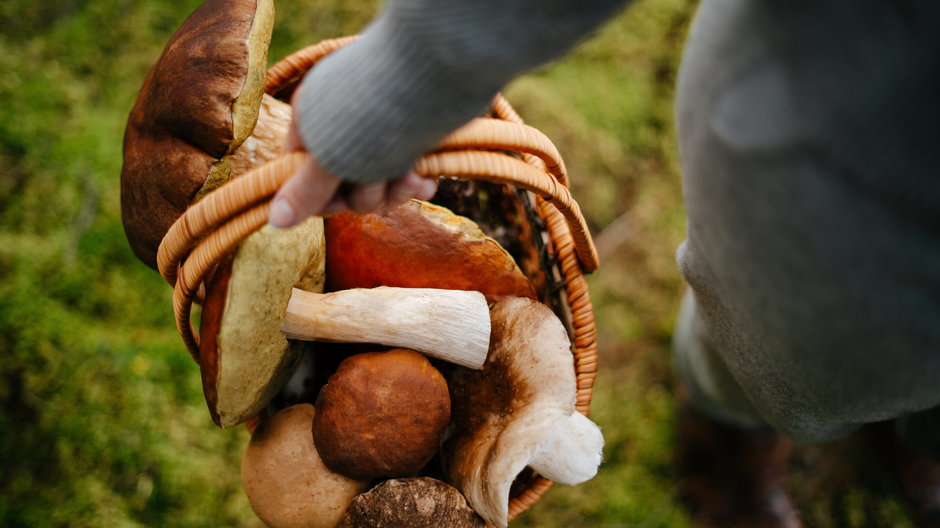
[{"xmin": 294, "ymin": 0, "xmax": 629, "ymax": 183}]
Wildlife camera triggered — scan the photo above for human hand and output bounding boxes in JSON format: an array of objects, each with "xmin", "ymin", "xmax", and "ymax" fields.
[{"xmin": 268, "ymin": 90, "xmax": 438, "ymax": 229}]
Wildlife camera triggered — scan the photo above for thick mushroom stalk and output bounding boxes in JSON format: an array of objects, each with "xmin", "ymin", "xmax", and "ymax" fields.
[
  {"xmin": 528, "ymin": 411, "xmax": 604, "ymax": 484},
  {"xmin": 281, "ymin": 287, "xmax": 490, "ymax": 369},
  {"xmin": 443, "ymin": 297, "xmax": 604, "ymax": 527}
]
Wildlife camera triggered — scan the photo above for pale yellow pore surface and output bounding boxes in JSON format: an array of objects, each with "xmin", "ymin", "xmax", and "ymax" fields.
[
  {"xmin": 230, "ymin": 0, "xmax": 275, "ymax": 148},
  {"xmin": 198, "ymin": 0, "xmax": 276, "ymax": 199},
  {"xmin": 215, "ymin": 216, "xmax": 325, "ymax": 428}
]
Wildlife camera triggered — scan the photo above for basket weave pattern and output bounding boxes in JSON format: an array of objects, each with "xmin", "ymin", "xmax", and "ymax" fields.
[{"xmin": 157, "ymin": 37, "xmax": 600, "ymax": 523}]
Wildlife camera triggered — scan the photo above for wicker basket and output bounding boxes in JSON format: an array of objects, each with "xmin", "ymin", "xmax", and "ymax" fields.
[{"xmin": 157, "ymin": 37, "xmax": 600, "ymax": 524}]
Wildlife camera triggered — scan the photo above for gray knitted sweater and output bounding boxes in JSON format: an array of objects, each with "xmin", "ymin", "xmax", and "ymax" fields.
[{"xmin": 294, "ymin": 0, "xmax": 628, "ymax": 183}]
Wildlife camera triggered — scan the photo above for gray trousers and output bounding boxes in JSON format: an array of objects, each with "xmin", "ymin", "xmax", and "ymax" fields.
[{"xmin": 672, "ymin": 0, "xmax": 940, "ymax": 458}]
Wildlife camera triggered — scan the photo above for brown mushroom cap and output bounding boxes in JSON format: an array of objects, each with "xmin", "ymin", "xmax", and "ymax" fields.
[
  {"xmin": 324, "ymin": 200, "xmax": 536, "ymax": 299},
  {"xmin": 337, "ymin": 478, "xmax": 486, "ymax": 528},
  {"xmin": 313, "ymin": 349, "xmax": 451, "ymax": 481},
  {"xmin": 199, "ymin": 218, "xmax": 325, "ymax": 428},
  {"xmin": 120, "ymin": 0, "xmax": 275, "ymax": 268},
  {"xmin": 242, "ymin": 404, "xmax": 368, "ymax": 528}
]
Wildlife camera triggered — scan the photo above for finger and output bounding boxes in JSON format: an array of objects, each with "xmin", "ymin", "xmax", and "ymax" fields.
[
  {"xmin": 282, "ymin": 85, "xmax": 307, "ymax": 152},
  {"xmin": 347, "ymin": 181, "xmax": 387, "ymax": 214},
  {"xmin": 322, "ymin": 195, "xmax": 349, "ymax": 216},
  {"xmin": 282, "ymin": 116, "xmax": 305, "ymax": 152},
  {"xmin": 416, "ymin": 176, "xmax": 438, "ymax": 201},
  {"xmin": 269, "ymin": 157, "xmax": 342, "ymax": 228},
  {"xmin": 385, "ymin": 172, "xmax": 425, "ymax": 208}
]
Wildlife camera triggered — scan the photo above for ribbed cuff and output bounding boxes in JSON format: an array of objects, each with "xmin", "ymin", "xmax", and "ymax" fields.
[{"xmin": 294, "ymin": 15, "xmax": 502, "ymax": 183}]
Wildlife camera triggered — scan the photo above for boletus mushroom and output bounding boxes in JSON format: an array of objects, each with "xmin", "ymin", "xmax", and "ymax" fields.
[
  {"xmin": 337, "ymin": 478, "xmax": 486, "ymax": 528},
  {"xmin": 198, "ymin": 221, "xmax": 326, "ymax": 428},
  {"xmin": 120, "ymin": 0, "xmax": 287, "ymax": 268},
  {"xmin": 242, "ymin": 404, "xmax": 368, "ymax": 528},
  {"xmin": 443, "ymin": 297, "xmax": 604, "ymax": 527},
  {"xmin": 313, "ymin": 349, "xmax": 451, "ymax": 481},
  {"xmin": 325, "ymin": 200, "xmax": 537, "ymax": 300}
]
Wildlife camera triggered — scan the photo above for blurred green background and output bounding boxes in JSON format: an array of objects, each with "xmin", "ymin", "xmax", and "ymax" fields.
[{"xmin": 0, "ymin": 0, "xmax": 919, "ymax": 526}]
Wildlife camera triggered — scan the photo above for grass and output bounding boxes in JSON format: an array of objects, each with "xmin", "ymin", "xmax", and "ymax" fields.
[{"xmin": 0, "ymin": 0, "xmax": 920, "ymax": 526}]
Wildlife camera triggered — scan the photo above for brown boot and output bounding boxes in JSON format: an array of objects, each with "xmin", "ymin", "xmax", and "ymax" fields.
[
  {"xmin": 676, "ymin": 401, "xmax": 803, "ymax": 528},
  {"xmin": 876, "ymin": 422, "xmax": 940, "ymax": 528}
]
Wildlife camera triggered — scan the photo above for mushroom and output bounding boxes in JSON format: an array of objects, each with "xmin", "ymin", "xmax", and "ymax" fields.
[
  {"xmin": 325, "ymin": 200, "xmax": 537, "ymax": 300},
  {"xmin": 442, "ymin": 297, "xmax": 604, "ymax": 527},
  {"xmin": 241, "ymin": 404, "xmax": 368, "ymax": 528},
  {"xmin": 200, "ymin": 248, "xmax": 491, "ymax": 428},
  {"xmin": 337, "ymin": 478, "xmax": 487, "ymax": 528},
  {"xmin": 120, "ymin": 0, "xmax": 285, "ymax": 269},
  {"xmin": 198, "ymin": 220, "xmax": 326, "ymax": 429},
  {"xmin": 313, "ymin": 349, "xmax": 451, "ymax": 481}
]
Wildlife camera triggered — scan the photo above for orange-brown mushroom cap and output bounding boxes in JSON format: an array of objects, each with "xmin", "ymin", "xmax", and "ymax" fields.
[
  {"xmin": 325, "ymin": 200, "xmax": 536, "ymax": 300},
  {"xmin": 120, "ymin": 0, "xmax": 274, "ymax": 268},
  {"xmin": 313, "ymin": 349, "xmax": 451, "ymax": 481}
]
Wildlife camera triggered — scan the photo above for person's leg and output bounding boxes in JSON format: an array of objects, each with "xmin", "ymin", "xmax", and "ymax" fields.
[
  {"xmin": 675, "ymin": 0, "xmax": 940, "ymax": 446},
  {"xmin": 888, "ymin": 407, "xmax": 940, "ymax": 527},
  {"xmin": 672, "ymin": 0, "xmax": 940, "ymax": 523},
  {"xmin": 897, "ymin": 407, "xmax": 940, "ymax": 464},
  {"xmin": 674, "ymin": 289, "xmax": 802, "ymax": 528},
  {"xmin": 874, "ymin": 411, "xmax": 940, "ymax": 528},
  {"xmin": 673, "ymin": 288, "xmax": 762, "ymax": 429}
]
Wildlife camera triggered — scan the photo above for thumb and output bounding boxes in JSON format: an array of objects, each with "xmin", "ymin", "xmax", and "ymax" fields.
[{"xmin": 268, "ymin": 156, "xmax": 342, "ymax": 228}]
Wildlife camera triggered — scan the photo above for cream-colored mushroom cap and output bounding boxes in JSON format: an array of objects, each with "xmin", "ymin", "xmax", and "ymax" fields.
[
  {"xmin": 313, "ymin": 349, "xmax": 451, "ymax": 481},
  {"xmin": 241, "ymin": 404, "xmax": 368, "ymax": 528},
  {"xmin": 443, "ymin": 297, "xmax": 604, "ymax": 527}
]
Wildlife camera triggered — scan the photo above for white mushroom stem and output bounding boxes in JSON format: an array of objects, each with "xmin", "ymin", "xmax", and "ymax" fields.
[
  {"xmin": 281, "ymin": 287, "xmax": 491, "ymax": 369},
  {"xmin": 528, "ymin": 411, "xmax": 604, "ymax": 485}
]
